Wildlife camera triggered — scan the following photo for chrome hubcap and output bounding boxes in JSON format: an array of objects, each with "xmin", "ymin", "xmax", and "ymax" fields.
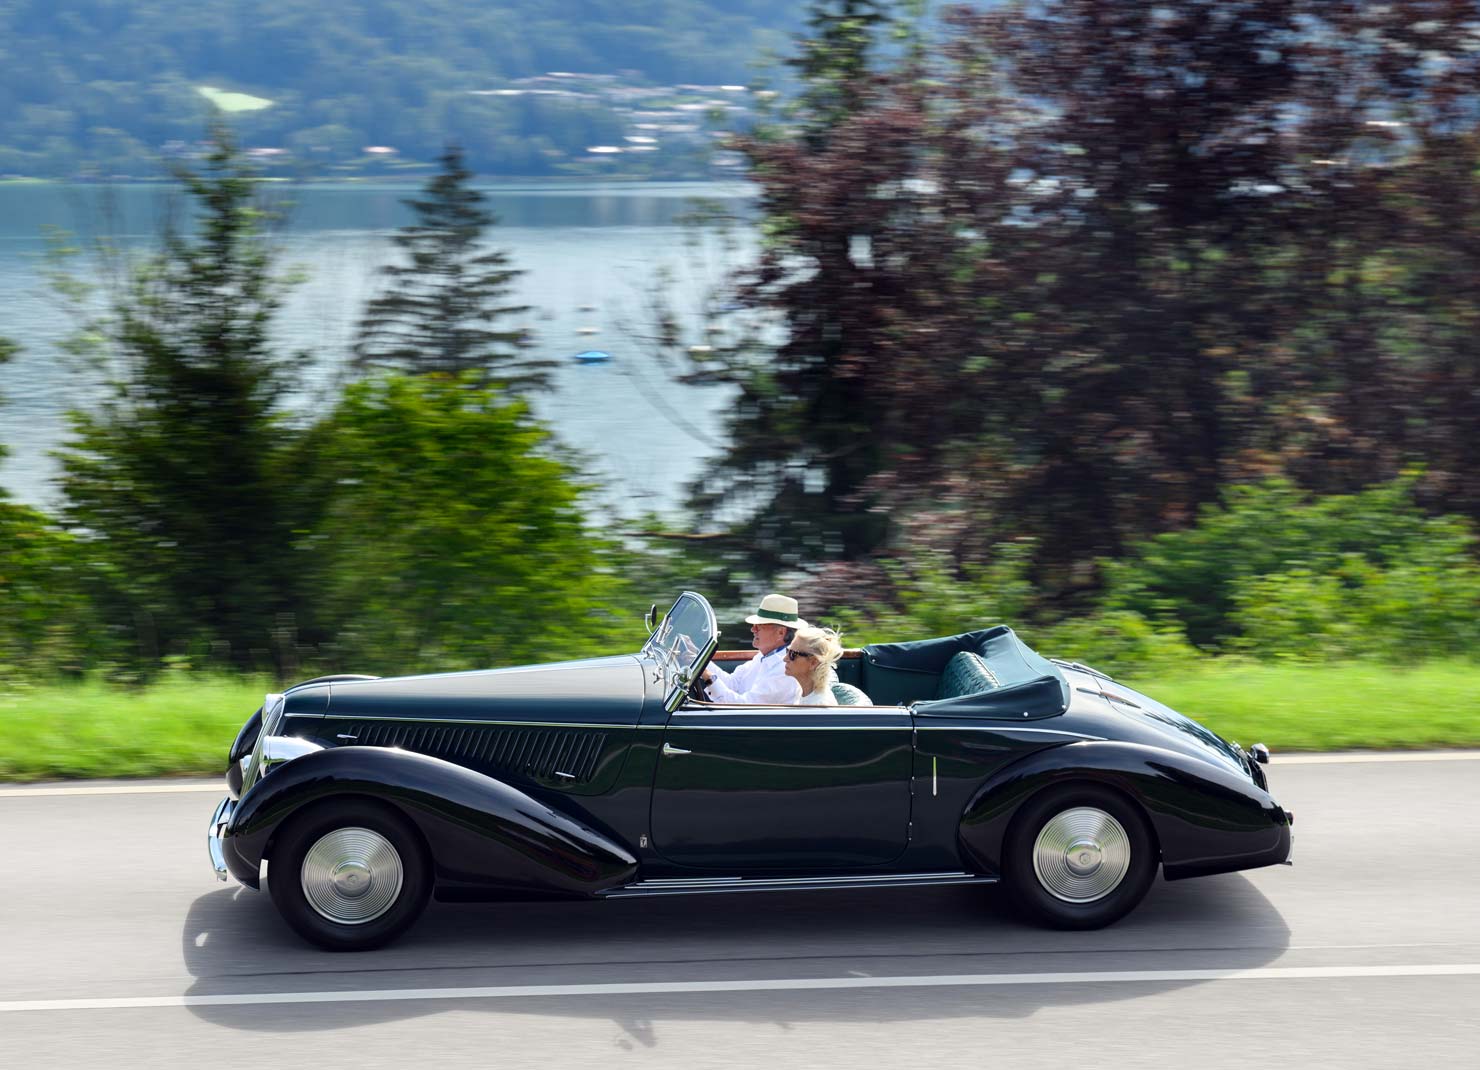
[
  {"xmin": 331, "ymin": 860, "xmax": 373, "ymax": 897},
  {"xmin": 301, "ymin": 827, "xmax": 403, "ymax": 925},
  {"xmin": 1032, "ymin": 807, "xmax": 1131, "ymax": 903}
]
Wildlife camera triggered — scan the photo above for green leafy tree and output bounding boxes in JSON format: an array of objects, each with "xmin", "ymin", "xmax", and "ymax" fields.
[
  {"xmin": 308, "ymin": 373, "xmax": 639, "ymax": 673},
  {"xmin": 353, "ymin": 144, "xmax": 554, "ymax": 392},
  {"xmin": 1099, "ymin": 478, "xmax": 1480, "ymax": 654},
  {"xmin": 56, "ymin": 127, "xmax": 314, "ymax": 673},
  {"xmin": 0, "ymin": 499, "xmax": 102, "ymax": 681},
  {"xmin": 0, "ymin": 337, "xmax": 116, "ymax": 680}
]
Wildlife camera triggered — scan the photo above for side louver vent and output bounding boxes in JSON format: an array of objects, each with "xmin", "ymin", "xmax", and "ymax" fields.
[{"xmin": 342, "ymin": 723, "xmax": 606, "ymax": 785}]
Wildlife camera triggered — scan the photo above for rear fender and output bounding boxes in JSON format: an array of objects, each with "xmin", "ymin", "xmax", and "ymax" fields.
[
  {"xmin": 958, "ymin": 740, "xmax": 1290, "ymax": 878},
  {"xmin": 225, "ymin": 746, "xmax": 638, "ymax": 895}
]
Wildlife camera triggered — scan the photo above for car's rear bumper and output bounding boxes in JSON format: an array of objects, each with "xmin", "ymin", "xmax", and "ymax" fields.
[{"xmin": 1163, "ymin": 807, "xmax": 1292, "ymax": 881}]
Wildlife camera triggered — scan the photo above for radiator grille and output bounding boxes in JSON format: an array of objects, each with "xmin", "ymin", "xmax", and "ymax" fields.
[{"xmin": 342, "ymin": 722, "xmax": 607, "ymax": 784}]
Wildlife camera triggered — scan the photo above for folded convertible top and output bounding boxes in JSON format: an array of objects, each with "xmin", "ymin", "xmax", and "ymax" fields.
[{"xmin": 864, "ymin": 625, "xmax": 1070, "ymax": 720}]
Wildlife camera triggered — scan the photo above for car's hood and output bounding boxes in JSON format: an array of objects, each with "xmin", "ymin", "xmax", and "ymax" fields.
[{"xmin": 320, "ymin": 654, "xmax": 650, "ymax": 727}]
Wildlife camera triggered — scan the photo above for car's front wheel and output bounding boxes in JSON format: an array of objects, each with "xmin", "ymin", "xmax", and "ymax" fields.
[
  {"xmin": 268, "ymin": 799, "xmax": 431, "ymax": 950},
  {"xmin": 1003, "ymin": 784, "xmax": 1157, "ymax": 930}
]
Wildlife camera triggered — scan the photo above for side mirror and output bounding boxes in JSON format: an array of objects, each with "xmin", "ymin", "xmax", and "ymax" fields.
[{"xmin": 644, "ymin": 603, "xmax": 659, "ymax": 635}]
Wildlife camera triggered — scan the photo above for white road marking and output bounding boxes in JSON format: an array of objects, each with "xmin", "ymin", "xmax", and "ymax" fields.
[
  {"xmin": 3, "ymin": 964, "xmax": 1478, "ymax": 1014},
  {"xmin": 1275, "ymin": 751, "xmax": 1480, "ymax": 765},
  {"xmin": 0, "ymin": 783, "xmax": 222, "ymax": 798}
]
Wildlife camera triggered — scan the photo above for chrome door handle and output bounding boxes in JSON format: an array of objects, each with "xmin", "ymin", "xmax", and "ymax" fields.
[{"xmin": 662, "ymin": 743, "xmax": 692, "ymax": 757}]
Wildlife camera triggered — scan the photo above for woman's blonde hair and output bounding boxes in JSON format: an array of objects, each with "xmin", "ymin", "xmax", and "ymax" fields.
[{"xmin": 791, "ymin": 625, "xmax": 844, "ymax": 694}]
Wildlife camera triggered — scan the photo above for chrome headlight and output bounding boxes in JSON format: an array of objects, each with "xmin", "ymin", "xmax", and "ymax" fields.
[{"xmin": 258, "ymin": 734, "xmax": 322, "ymax": 778}]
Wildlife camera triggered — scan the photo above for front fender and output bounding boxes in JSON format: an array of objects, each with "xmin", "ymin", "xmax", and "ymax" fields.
[
  {"xmin": 958, "ymin": 740, "xmax": 1290, "ymax": 879},
  {"xmin": 223, "ymin": 746, "xmax": 638, "ymax": 895}
]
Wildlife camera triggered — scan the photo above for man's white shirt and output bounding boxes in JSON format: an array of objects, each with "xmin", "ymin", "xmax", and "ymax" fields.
[{"xmin": 705, "ymin": 646, "xmax": 802, "ymax": 705}]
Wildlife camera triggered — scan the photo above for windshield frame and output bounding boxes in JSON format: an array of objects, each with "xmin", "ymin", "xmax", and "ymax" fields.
[{"xmin": 641, "ymin": 591, "xmax": 719, "ymax": 711}]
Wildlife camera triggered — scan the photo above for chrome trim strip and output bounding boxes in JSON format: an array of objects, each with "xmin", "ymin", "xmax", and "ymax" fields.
[
  {"xmin": 915, "ymin": 727, "xmax": 1103, "ymax": 739},
  {"xmin": 239, "ymin": 694, "xmax": 286, "ymax": 795},
  {"xmin": 602, "ymin": 871, "xmax": 998, "ymax": 898},
  {"xmin": 317, "ymin": 715, "xmax": 652, "ymax": 730},
  {"xmin": 666, "ymin": 728, "xmax": 1095, "ymax": 737},
  {"xmin": 634, "ymin": 871, "xmax": 977, "ymax": 887},
  {"xmin": 667, "ymin": 725, "xmax": 913, "ymax": 732},
  {"xmin": 674, "ymin": 708, "xmax": 909, "ymax": 717}
]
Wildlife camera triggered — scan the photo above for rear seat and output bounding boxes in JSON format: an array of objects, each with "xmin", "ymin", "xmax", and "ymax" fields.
[{"xmin": 937, "ymin": 651, "xmax": 1002, "ymax": 700}]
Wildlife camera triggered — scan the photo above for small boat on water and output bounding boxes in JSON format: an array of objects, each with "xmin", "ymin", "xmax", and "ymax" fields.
[
  {"xmin": 577, "ymin": 325, "xmax": 599, "ymax": 335},
  {"xmin": 573, "ymin": 349, "xmax": 612, "ymax": 364}
]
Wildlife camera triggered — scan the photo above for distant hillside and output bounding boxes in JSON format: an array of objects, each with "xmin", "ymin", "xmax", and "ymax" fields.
[{"xmin": 0, "ymin": 0, "xmax": 802, "ymax": 178}]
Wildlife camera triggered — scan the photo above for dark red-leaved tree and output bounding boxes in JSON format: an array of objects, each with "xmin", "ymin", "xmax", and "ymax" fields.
[{"xmin": 695, "ymin": 0, "xmax": 1480, "ymax": 599}]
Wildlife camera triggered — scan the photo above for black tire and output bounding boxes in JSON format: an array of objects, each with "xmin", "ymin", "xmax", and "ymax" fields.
[
  {"xmin": 1003, "ymin": 783, "xmax": 1157, "ymax": 930},
  {"xmin": 267, "ymin": 798, "xmax": 432, "ymax": 951}
]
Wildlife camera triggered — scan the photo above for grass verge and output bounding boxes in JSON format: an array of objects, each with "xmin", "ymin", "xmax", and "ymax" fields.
[
  {"xmin": 1122, "ymin": 658, "xmax": 1480, "ymax": 752},
  {"xmin": 0, "ymin": 675, "xmax": 264, "ymax": 781},
  {"xmin": 0, "ymin": 660, "xmax": 1476, "ymax": 782}
]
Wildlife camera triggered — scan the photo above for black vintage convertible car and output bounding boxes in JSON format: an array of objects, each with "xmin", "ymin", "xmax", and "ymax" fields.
[{"xmin": 207, "ymin": 592, "xmax": 1292, "ymax": 949}]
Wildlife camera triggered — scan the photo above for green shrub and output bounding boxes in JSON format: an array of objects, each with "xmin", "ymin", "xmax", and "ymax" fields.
[
  {"xmin": 1231, "ymin": 542, "xmax": 1480, "ymax": 660},
  {"xmin": 1102, "ymin": 478, "xmax": 1480, "ymax": 655},
  {"xmin": 1027, "ymin": 610, "xmax": 1200, "ymax": 677},
  {"xmin": 0, "ymin": 501, "xmax": 104, "ymax": 682}
]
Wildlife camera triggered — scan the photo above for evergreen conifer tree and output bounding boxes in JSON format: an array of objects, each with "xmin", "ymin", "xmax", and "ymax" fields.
[
  {"xmin": 353, "ymin": 145, "xmax": 553, "ymax": 392},
  {"xmin": 58, "ymin": 127, "xmax": 312, "ymax": 671},
  {"xmin": 788, "ymin": 0, "xmax": 893, "ymax": 146}
]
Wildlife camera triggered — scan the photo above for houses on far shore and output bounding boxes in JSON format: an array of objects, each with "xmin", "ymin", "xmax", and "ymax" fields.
[{"xmin": 138, "ymin": 72, "xmax": 759, "ymax": 180}]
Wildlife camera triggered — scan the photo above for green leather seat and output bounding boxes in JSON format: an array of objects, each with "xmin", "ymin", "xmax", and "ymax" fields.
[
  {"xmin": 831, "ymin": 682, "xmax": 871, "ymax": 706},
  {"xmin": 937, "ymin": 651, "xmax": 1001, "ymax": 700}
]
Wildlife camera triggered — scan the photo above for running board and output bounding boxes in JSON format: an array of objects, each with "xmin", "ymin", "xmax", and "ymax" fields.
[{"xmin": 600, "ymin": 871, "xmax": 999, "ymax": 899}]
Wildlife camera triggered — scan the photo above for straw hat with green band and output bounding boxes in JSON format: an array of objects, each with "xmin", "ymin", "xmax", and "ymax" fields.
[{"xmin": 744, "ymin": 593, "xmax": 808, "ymax": 629}]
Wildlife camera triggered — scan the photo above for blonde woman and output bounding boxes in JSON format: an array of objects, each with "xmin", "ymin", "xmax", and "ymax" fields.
[{"xmin": 783, "ymin": 626, "xmax": 844, "ymax": 706}]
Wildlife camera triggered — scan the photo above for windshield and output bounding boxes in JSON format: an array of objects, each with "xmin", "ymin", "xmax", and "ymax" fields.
[{"xmin": 643, "ymin": 591, "xmax": 718, "ymax": 683}]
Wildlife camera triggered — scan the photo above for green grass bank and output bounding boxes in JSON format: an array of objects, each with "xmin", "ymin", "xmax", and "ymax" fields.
[{"xmin": 1, "ymin": 660, "xmax": 1477, "ymax": 782}]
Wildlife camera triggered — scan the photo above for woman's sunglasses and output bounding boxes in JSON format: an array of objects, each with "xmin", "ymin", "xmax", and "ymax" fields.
[{"xmin": 786, "ymin": 649, "xmax": 817, "ymax": 662}]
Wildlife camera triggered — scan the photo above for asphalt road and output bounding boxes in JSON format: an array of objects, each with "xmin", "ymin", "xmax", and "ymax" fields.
[{"xmin": 2, "ymin": 753, "xmax": 1478, "ymax": 1069}]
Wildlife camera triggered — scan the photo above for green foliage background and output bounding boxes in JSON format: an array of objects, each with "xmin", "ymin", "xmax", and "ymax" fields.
[{"xmin": 0, "ymin": 3, "xmax": 1477, "ymax": 770}]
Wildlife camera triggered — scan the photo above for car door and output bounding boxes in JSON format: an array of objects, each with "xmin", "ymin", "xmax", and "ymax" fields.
[{"xmin": 648, "ymin": 703, "xmax": 914, "ymax": 871}]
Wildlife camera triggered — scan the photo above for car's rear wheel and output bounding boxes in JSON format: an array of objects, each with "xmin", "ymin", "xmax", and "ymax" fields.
[
  {"xmin": 268, "ymin": 799, "xmax": 431, "ymax": 950},
  {"xmin": 1003, "ymin": 783, "xmax": 1157, "ymax": 930}
]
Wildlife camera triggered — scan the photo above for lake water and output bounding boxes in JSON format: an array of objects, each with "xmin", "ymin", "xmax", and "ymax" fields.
[{"xmin": 0, "ymin": 181, "xmax": 755, "ymax": 515}]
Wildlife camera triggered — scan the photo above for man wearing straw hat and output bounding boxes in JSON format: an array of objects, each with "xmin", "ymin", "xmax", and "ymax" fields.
[{"xmin": 700, "ymin": 593, "xmax": 806, "ymax": 705}]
